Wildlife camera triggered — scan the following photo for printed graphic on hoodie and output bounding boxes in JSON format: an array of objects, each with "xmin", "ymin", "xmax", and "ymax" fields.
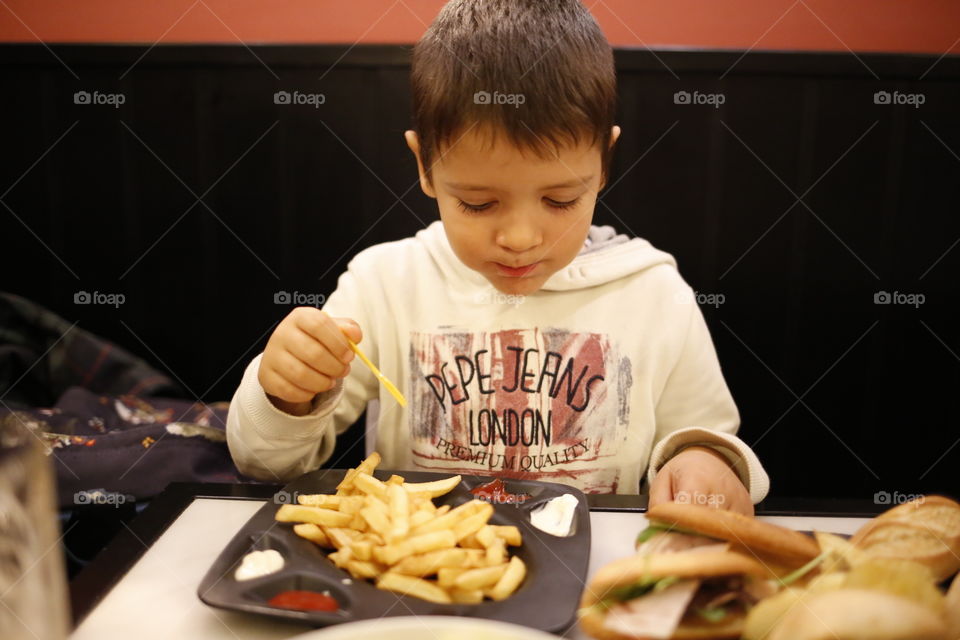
[{"xmin": 409, "ymin": 328, "xmax": 633, "ymax": 493}]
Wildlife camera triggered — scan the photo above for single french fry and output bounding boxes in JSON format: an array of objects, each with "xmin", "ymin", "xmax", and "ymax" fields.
[
  {"xmin": 489, "ymin": 556, "xmax": 526, "ymax": 601},
  {"xmin": 490, "ymin": 525, "xmax": 522, "ymax": 547},
  {"xmin": 374, "ymin": 530, "xmax": 457, "ymax": 565},
  {"xmin": 345, "ymin": 559, "xmax": 383, "ymax": 580},
  {"xmin": 296, "ymin": 494, "xmax": 342, "ymax": 508},
  {"xmin": 387, "ymin": 474, "xmax": 405, "ymax": 486},
  {"xmin": 336, "ymin": 452, "xmax": 381, "ymax": 493},
  {"xmin": 360, "ymin": 505, "xmax": 392, "ymax": 539},
  {"xmin": 350, "ymin": 539, "xmax": 373, "ymax": 562},
  {"xmin": 376, "ymin": 573, "xmax": 452, "ymax": 604},
  {"xmin": 453, "ymin": 507, "xmax": 494, "ymax": 541},
  {"xmin": 292, "ymin": 523, "xmax": 331, "ymax": 548},
  {"xmin": 387, "ymin": 484, "xmax": 410, "ymax": 542},
  {"xmin": 402, "ymin": 475, "xmax": 461, "ymax": 498},
  {"xmin": 437, "ymin": 567, "xmax": 468, "ymax": 588},
  {"xmin": 338, "ymin": 495, "xmax": 365, "ymax": 515},
  {"xmin": 435, "ymin": 504, "xmax": 451, "ymax": 516},
  {"xmin": 485, "ymin": 538, "xmax": 506, "ymax": 566},
  {"xmin": 475, "ymin": 526, "xmax": 497, "ymax": 548},
  {"xmin": 412, "ymin": 500, "xmax": 487, "ymax": 536},
  {"xmin": 328, "ymin": 547, "xmax": 353, "ymax": 569},
  {"xmin": 354, "ymin": 472, "xmax": 389, "ymax": 498},
  {"xmin": 409, "ymin": 511, "xmax": 434, "ymax": 529},
  {"xmin": 392, "ymin": 548, "xmax": 469, "ymax": 577},
  {"xmin": 276, "ymin": 504, "xmax": 352, "ymax": 527},
  {"xmin": 326, "ymin": 527, "xmax": 361, "ymax": 549},
  {"xmin": 454, "ymin": 564, "xmax": 509, "ymax": 591},
  {"xmin": 450, "ymin": 588, "xmax": 484, "ymax": 604}
]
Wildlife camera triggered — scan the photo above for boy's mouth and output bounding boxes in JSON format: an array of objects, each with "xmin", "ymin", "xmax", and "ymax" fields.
[{"xmin": 494, "ymin": 262, "xmax": 540, "ymax": 278}]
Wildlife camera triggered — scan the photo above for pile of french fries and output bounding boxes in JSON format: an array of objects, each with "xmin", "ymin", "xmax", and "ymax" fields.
[{"xmin": 274, "ymin": 453, "xmax": 527, "ymax": 604}]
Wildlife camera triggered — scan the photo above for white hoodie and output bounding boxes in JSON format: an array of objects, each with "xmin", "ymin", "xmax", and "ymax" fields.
[{"xmin": 227, "ymin": 221, "xmax": 769, "ymax": 501}]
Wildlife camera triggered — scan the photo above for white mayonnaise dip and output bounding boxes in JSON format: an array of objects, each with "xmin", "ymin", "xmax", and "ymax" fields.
[
  {"xmin": 529, "ymin": 493, "xmax": 579, "ymax": 537},
  {"xmin": 234, "ymin": 549, "xmax": 284, "ymax": 581}
]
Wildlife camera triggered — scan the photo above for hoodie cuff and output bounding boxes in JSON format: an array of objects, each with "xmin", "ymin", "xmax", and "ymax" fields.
[
  {"xmin": 647, "ymin": 427, "xmax": 770, "ymax": 504},
  {"xmin": 239, "ymin": 353, "xmax": 343, "ymax": 441}
]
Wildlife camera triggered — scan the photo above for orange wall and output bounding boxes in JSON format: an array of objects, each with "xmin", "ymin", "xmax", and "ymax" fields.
[{"xmin": 1, "ymin": 0, "xmax": 958, "ymax": 54}]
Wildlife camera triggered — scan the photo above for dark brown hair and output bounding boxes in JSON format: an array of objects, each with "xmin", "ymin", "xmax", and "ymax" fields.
[{"xmin": 411, "ymin": 0, "xmax": 617, "ymax": 185}]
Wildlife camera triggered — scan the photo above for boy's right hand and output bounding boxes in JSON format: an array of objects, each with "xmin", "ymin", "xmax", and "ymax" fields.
[{"xmin": 258, "ymin": 307, "xmax": 362, "ymax": 416}]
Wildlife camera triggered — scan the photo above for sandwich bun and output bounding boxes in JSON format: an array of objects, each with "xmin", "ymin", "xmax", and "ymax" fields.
[
  {"xmin": 851, "ymin": 495, "xmax": 960, "ymax": 582},
  {"xmin": 645, "ymin": 503, "xmax": 820, "ymax": 568},
  {"xmin": 766, "ymin": 588, "xmax": 948, "ymax": 640}
]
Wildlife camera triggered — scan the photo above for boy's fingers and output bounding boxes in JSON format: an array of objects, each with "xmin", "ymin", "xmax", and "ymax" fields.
[
  {"xmin": 277, "ymin": 349, "xmax": 336, "ymax": 393},
  {"xmin": 287, "ymin": 329, "xmax": 351, "ymax": 379},
  {"xmin": 261, "ymin": 367, "xmax": 317, "ymax": 403},
  {"xmin": 647, "ymin": 470, "xmax": 673, "ymax": 509},
  {"xmin": 293, "ymin": 308, "xmax": 353, "ymax": 363}
]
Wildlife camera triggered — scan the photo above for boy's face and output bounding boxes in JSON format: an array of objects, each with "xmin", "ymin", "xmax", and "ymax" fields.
[{"xmin": 406, "ymin": 125, "xmax": 620, "ymax": 296}]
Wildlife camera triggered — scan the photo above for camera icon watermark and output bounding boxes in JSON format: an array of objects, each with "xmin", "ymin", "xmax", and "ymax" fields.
[
  {"xmin": 674, "ymin": 90, "xmax": 725, "ymax": 109},
  {"xmin": 274, "ymin": 90, "xmax": 326, "ymax": 108},
  {"xmin": 473, "ymin": 90, "xmax": 526, "ymax": 109},
  {"xmin": 874, "ymin": 290, "xmax": 925, "ymax": 308},
  {"xmin": 274, "ymin": 291, "xmax": 326, "ymax": 307},
  {"xmin": 73, "ymin": 90, "xmax": 126, "ymax": 108},
  {"xmin": 873, "ymin": 91, "xmax": 925, "ymax": 108},
  {"xmin": 74, "ymin": 488, "xmax": 135, "ymax": 507},
  {"xmin": 674, "ymin": 290, "xmax": 725, "ymax": 308},
  {"xmin": 873, "ymin": 490, "xmax": 924, "ymax": 506},
  {"xmin": 473, "ymin": 291, "xmax": 526, "ymax": 306},
  {"xmin": 273, "ymin": 490, "xmax": 303, "ymax": 505},
  {"xmin": 675, "ymin": 490, "xmax": 725, "ymax": 507},
  {"xmin": 74, "ymin": 291, "xmax": 126, "ymax": 308}
]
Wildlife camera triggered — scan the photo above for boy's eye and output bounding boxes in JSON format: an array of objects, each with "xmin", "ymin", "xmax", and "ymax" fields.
[
  {"xmin": 546, "ymin": 197, "xmax": 580, "ymax": 210},
  {"xmin": 456, "ymin": 199, "xmax": 494, "ymax": 213}
]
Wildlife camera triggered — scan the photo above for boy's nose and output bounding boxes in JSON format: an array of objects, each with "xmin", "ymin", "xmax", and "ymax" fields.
[{"xmin": 496, "ymin": 216, "xmax": 542, "ymax": 254}]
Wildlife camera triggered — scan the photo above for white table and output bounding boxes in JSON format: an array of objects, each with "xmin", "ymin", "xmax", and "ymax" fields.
[{"xmin": 70, "ymin": 497, "xmax": 870, "ymax": 639}]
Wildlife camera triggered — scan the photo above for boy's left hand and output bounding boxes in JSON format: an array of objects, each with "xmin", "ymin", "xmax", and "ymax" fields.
[{"xmin": 649, "ymin": 445, "xmax": 754, "ymax": 516}]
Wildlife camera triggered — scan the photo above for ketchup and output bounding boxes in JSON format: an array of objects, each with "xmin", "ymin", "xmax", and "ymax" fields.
[
  {"xmin": 469, "ymin": 478, "xmax": 530, "ymax": 505},
  {"xmin": 267, "ymin": 590, "xmax": 339, "ymax": 612}
]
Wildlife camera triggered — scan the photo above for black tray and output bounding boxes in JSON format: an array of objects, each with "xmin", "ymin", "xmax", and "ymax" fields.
[{"xmin": 197, "ymin": 469, "xmax": 592, "ymax": 632}]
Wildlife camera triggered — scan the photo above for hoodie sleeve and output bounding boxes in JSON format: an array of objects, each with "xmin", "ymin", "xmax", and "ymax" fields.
[
  {"xmin": 226, "ymin": 265, "xmax": 379, "ymax": 481},
  {"xmin": 646, "ymin": 294, "xmax": 770, "ymax": 503}
]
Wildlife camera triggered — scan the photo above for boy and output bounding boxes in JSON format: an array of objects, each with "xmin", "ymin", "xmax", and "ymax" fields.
[{"xmin": 227, "ymin": 0, "xmax": 768, "ymax": 514}]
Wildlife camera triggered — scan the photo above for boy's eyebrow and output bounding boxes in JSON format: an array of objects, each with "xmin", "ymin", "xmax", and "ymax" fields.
[{"xmin": 445, "ymin": 175, "xmax": 595, "ymax": 191}]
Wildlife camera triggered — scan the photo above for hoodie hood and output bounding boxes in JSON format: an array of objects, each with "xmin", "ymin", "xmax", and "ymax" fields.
[{"xmin": 417, "ymin": 220, "xmax": 677, "ymax": 292}]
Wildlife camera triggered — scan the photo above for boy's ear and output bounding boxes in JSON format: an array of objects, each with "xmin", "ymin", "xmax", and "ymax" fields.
[
  {"xmin": 599, "ymin": 125, "xmax": 622, "ymax": 191},
  {"xmin": 404, "ymin": 130, "xmax": 437, "ymax": 198}
]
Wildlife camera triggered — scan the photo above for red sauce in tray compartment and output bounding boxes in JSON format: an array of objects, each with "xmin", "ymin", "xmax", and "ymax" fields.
[
  {"xmin": 267, "ymin": 590, "xmax": 339, "ymax": 612},
  {"xmin": 469, "ymin": 478, "xmax": 530, "ymax": 504}
]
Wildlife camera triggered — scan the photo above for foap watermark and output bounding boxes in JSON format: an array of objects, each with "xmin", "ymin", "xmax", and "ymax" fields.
[
  {"xmin": 874, "ymin": 90, "xmax": 925, "ymax": 108},
  {"xmin": 274, "ymin": 90, "xmax": 326, "ymax": 108},
  {"xmin": 874, "ymin": 290, "xmax": 925, "ymax": 308},
  {"xmin": 74, "ymin": 90, "xmax": 126, "ymax": 108},
  {"xmin": 674, "ymin": 290, "xmax": 726, "ymax": 308},
  {"xmin": 274, "ymin": 291, "xmax": 326, "ymax": 307},
  {"xmin": 74, "ymin": 488, "xmax": 135, "ymax": 507},
  {"xmin": 674, "ymin": 90, "xmax": 725, "ymax": 109},
  {"xmin": 474, "ymin": 291, "xmax": 526, "ymax": 306},
  {"xmin": 675, "ymin": 490, "xmax": 725, "ymax": 507},
  {"xmin": 873, "ymin": 491, "xmax": 924, "ymax": 506},
  {"xmin": 74, "ymin": 290, "xmax": 125, "ymax": 308},
  {"xmin": 473, "ymin": 90, "xmax": 526, "ymax": 109}
]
